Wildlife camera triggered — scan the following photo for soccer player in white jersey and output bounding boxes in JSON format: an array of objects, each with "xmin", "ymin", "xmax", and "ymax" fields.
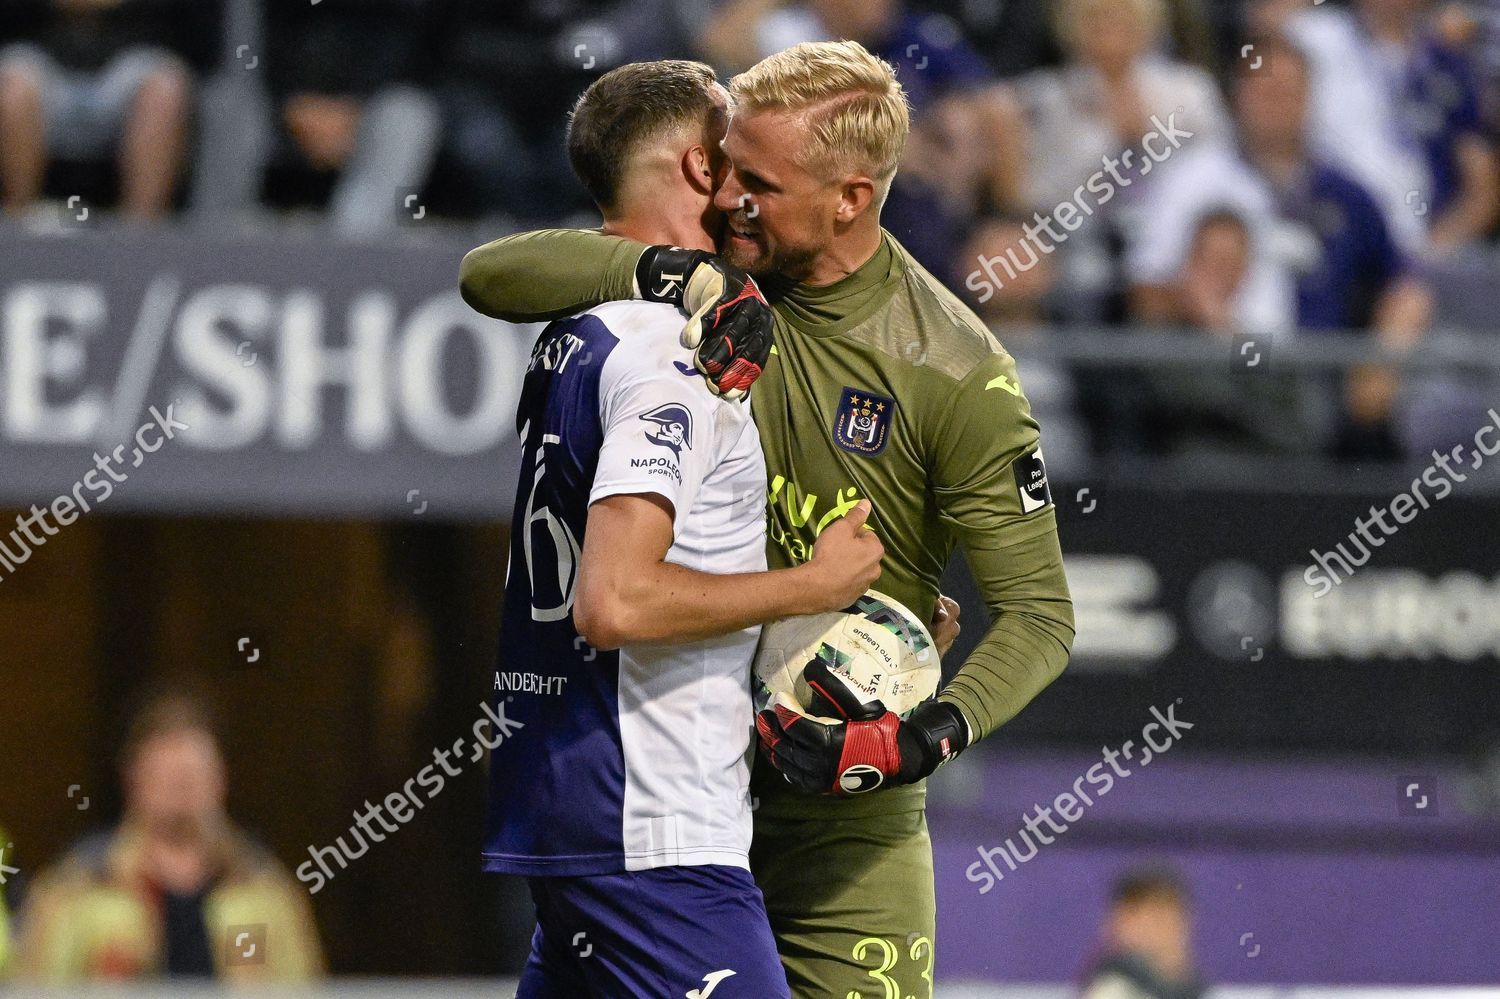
[{"xmin": 475, "ymin": 61, "xmax": 883, "ymax": 998}]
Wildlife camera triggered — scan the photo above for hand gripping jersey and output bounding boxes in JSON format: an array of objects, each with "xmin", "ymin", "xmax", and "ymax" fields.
[{"xmin": 482, "ymin": 301, "xmax": 767, "ymax": 876}]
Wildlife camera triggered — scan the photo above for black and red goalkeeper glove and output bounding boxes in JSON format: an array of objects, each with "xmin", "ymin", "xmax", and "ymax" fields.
[
  {"xmin": 755, "ymin": 658, "xmax": 970, "ymax": 796},
  {"xmin": 635, "ymin": 246, "xmax": 773, "ymax": 401}
]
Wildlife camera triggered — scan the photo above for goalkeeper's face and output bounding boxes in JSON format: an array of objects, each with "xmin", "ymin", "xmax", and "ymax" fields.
[{"xmin": 714, "ymin": 109, "xmax": 850, "ymax": 283}]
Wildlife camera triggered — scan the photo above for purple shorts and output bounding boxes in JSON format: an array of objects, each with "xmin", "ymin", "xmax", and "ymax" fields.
[{"xmin": 516, "ymin": 865, "xmax": 789, "ymax": 998}]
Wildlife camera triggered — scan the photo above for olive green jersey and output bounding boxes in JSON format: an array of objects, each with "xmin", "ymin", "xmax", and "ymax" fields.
[{"xmin": 460, "ymin": 228, "xmax": 1075, "ymax": 820}]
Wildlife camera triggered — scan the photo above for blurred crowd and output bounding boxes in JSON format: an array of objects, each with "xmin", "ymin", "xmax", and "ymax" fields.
[{"xmin": 2, "ymin": 0, "xmax": 1498, "ymax": 461}]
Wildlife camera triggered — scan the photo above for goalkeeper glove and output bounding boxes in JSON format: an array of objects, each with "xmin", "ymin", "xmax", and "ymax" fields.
[
  {"xmin": 635, "ymin": 246, "xmax": 773, "ymax": 401},
  {"xmin": 754, "ymin": 658, "xmax": 970, "ymax": 796}
]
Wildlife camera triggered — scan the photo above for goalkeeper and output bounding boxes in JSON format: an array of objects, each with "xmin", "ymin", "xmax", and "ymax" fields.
[{"xmin": 461, "ymin": 40, "xmax": 1074, "ymax": 999}]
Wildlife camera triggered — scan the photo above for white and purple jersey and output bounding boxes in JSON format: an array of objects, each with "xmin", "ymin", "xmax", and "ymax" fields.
[{"xmin": 483, "ymin": 301, "xmax": 767, "ymax": 877}]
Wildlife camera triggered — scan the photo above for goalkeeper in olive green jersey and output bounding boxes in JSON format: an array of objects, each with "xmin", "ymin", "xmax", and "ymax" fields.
[{"xmin": 461, "ymin": 40, "xmax": 1073, "ymax": 999}]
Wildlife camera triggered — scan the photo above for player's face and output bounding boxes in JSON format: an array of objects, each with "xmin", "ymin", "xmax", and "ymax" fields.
[{"xmin": 714, "ymin": 109, "xmax": 844, "ymax": 282}]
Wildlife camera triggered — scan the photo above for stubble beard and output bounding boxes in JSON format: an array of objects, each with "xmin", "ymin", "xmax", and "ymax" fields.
[{"xmin": 720, "ymin": 236, "xmax": 820, "ymax": 284}]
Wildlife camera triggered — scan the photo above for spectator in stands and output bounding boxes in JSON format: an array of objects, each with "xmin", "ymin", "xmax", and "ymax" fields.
[
  {"xmin": 1267, "ymin": 0, "xmax": 1499, "ymax": 255},
  {"xmin": 1141, "ymin": 208, "xmax": 1256, "ymax": 336},
  {"xmin": 1240, "ymin": 40, "xmax": 1432, "ymax": 339},
  {"xmin": 701, "ymin": 0, "xmax": 991, "ymax": 103},
  {"xmin": 698, "ymin": 0, "xmax": 1028, "ymax": 272},
  {"xmin": 433, "ymin": 0, "xmax": 699, "ymax": 223},
  {"xmin": 196, "ymin": 0, "xmax": 442, "ymax": 237},
  {"xmin": 1081, "ymin": 866, "xmax": 1206, "ymax": 999},
  {"xmin": 432, "ymin": 1, "xmax": 586, "ymax": 224},
  {"xmin": 1128, "ymin": 37, "xmax": 1431, "ymax": 456},
  {"xmin": 958, "ymin": 216, "xmax": 1063, "ymax": 330},
  {"xmin": 1109, "ymin": 208, "xmax": 1309, "ymax": 456},
  {"xmin": 0, "ymin": 0, "xmax": 217, "ymax": 222},
  {"xmin": 1014, "ymin": 0, "xmax": 1233, "ymax": 320},
  {"xmin": 1017, "ymin": 0, "xmax": 1234, "ymax": 206},
  {"xmin": 921, "ymin": 0, "xmax": 1222, "ymax": 77},
  {"xmin": 14, "ymin": 690, "xmax": 323, "ymax": 981}
]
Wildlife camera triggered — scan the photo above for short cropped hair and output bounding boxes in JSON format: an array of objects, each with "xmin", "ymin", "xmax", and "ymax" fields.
[
  {"xmin": 729, "ymin": 41, "xmax": 910, "ymax": 192},
  {"xmin": 567, "ymin": 60, "xmax": 722, "ymax": 212}
]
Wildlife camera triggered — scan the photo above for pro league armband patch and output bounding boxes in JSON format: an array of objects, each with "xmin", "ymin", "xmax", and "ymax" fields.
[{"xmin": 1014, "ymin": 449, "xmax": 1053, "ymax": 513}]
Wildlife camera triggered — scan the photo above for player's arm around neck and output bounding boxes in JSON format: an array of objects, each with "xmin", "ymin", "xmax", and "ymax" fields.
[
  {"xmin": 460, "ymin": 229, "xmax": 645, "ymax": 323},
  {"xmin": 459, "ymin": 231, "xmax": 773, "ymax": 400},
  {"xmin": 574, "ymin": 496, "xmax": 883, "ymax": 650}
]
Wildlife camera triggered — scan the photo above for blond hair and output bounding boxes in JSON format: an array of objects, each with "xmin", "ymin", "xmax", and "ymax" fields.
[{"xmin": 729, "ymin": 41, "xmax": 910, "ymax": 195}]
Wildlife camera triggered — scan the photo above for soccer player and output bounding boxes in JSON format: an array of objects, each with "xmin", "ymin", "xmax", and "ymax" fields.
[
  {"xmin": 462, "ymin": 43, "xmax": 1075, "ymax": 998},
  {"xmin": 478, "ymin": 60, "xmax": 885, "ymax": 998}
]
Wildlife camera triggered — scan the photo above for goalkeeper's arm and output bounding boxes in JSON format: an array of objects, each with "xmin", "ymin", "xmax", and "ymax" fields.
[
  {"xmin": 460, "ymin": 229, "xmax": 643, "ymax": 323},
  {"xmin": 460, "ymin": 229, "xmax": 772, "ymax": 398},
  {"xmin": 928, "ymin": 356, "xmax": 1075, "ymax": 743},
  {"xmin": 941, "ymin": 531, "xmax": 1074, "ymax": 740}
]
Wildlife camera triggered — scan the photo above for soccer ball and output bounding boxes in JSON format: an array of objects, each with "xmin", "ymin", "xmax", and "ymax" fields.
[{"xmin": 753, "ymin": 590, "xmax": 940, "ymax": 719}]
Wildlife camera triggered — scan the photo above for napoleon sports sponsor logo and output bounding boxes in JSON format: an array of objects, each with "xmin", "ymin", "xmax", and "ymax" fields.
[
  {"xmin": 640, "ymin": 403, "xmax": 693, "ymax": 457},
  {"xmin": 629, "ymin": 455, "xmax": 683, "ymax": 484}
]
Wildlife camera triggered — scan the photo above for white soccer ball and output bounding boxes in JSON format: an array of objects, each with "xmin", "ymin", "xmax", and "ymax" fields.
[{"xmin": 753, "ymin": 589, "xmax": 940, "ymax": 719}]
